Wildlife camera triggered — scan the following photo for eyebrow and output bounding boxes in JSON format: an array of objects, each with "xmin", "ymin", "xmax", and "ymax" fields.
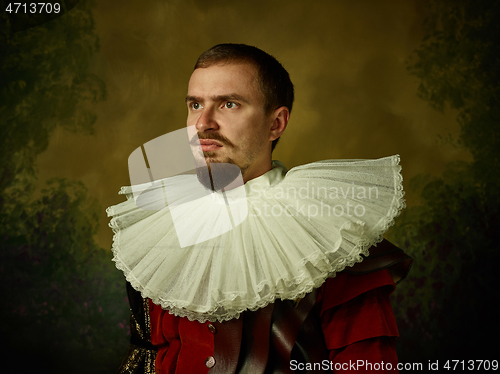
[{"xmin": 185, "ymin": 94, "xmax": 249, "ymax": 104}]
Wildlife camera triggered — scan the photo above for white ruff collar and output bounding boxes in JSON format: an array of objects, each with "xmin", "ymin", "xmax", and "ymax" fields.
[{"xmin": 107, "ymin": 155, "xmax": 405, "ymax": 322}]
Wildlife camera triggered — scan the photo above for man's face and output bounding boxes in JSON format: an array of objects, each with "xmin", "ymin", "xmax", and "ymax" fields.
[{"xmin": 186, "ymin": 62, "xmax": 276, "ymax": 182}]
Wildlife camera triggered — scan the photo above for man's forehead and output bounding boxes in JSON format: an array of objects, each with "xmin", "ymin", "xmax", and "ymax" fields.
[{"xmin": 187, "ymin": 62, "xmax": 260, "ymax": 98}]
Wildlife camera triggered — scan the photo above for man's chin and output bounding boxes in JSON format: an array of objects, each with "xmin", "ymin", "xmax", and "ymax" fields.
[
  {"xmin": 196, "ymin": 160, "xmax": 242, "ymax": 191},
  {"xmin": 202, "ymin": 150, "xmax": 222, "ymax": 161}
]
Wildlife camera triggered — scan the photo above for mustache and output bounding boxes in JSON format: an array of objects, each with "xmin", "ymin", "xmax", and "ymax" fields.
[{"xmin": 189, "ymin": 133, "xmax": 235, "ymax": 148}]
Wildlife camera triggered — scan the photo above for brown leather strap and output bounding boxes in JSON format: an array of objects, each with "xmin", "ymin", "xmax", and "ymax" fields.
[
  {"xmin": 211, "ymin": 317, "xmax": 244, "ymax": 374},
  {"xmin": 236, "ymin": 303, "xmax": 274, "ymax": 374},
  {"xmin": 265, "ymin": 289, "xmax": 320, "ymax": 373},
  {"xmin": 345, "ymin": 239, "xmax": 413, "ymax": 284},
  {"xmin": 215, "ymin": 292, "xmax": 320, "ymax": 374},
  {"xmin": 291, "ymin": 303, "xmax": 333, "ymax": 373},
  {"xmin": 211, "ymin": 304, "xmax": 276, "ymax": 374}
]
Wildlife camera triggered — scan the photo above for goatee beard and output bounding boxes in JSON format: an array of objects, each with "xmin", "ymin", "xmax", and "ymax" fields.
[{"xmin": 196, "ymin": 162, "xmax": 242, "ymax": 191}]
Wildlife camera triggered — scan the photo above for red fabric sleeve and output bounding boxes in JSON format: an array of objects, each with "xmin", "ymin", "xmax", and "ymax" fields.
[
  {"xmin": 329, "ymin": 336, "xmax": 398, "ymax": 373},
  {"xmin": 317, "ymin": 269, "xmax": 399, "ymax": 372}
]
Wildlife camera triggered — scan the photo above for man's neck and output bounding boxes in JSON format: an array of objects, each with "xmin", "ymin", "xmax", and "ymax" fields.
[{"xmin": 243, "ymin": 159, "xmax": 273, "ymax": 184}]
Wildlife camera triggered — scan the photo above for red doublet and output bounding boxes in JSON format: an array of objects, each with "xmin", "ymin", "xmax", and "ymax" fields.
[{"xmin": 149, "ymin": 268, "xmax": 399, "ymax": 374}]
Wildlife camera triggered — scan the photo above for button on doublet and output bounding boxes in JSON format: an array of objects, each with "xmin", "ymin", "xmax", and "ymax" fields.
[
  {"xmin": 205, "ymin": 356, "xmax": 216, "ymax": 368},
  {"xmin": 207, "ymin": 323, "xmax": 217, "ymax": 334}
]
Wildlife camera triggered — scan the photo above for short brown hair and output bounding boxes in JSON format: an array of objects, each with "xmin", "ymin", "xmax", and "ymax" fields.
[{"xmin": 194, "ymin": 44, "xmax": 294, "ymax": 152}]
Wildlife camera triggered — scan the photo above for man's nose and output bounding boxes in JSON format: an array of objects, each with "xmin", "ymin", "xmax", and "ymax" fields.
[{"xmin": 195, "ymin": 107, "xmax": 218, "ymax": 132}]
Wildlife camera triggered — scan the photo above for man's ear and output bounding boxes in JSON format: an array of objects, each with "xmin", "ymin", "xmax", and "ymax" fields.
[{"xmin": 269, "ymin": 106, "xmax": 289, "ymax": 141}]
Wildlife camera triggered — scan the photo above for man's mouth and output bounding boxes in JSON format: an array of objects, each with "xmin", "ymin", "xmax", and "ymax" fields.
[{"xmin": 199, "ymin": 139, "xmax": 223, "ymax": 152}]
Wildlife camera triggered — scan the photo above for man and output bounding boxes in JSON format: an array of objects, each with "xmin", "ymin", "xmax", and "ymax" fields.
[{"xmin": 108, "ymin": 44, "xmax": 411, "ymax": 373}]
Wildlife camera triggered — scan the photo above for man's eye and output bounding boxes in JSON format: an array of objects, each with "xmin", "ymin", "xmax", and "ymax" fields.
[
  {"xmin": 225, "ymin": 102, "xmax": 237, "ymax": 109},
  {"xmin": 191, "ymin": 103, "xmax": 201, "ymax": 110}
]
